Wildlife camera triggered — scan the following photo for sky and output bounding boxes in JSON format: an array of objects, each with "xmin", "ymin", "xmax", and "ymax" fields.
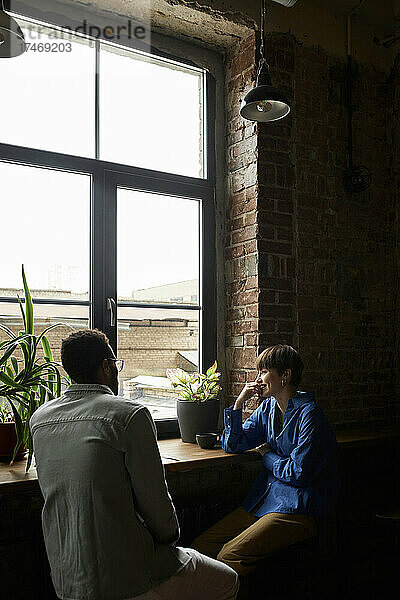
[{"xmin": 0, "ymin": 18, "xmax": 202, "ymax": 298}]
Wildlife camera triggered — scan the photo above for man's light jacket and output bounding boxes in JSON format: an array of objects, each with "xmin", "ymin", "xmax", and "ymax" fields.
[
  {"xmin": 30, "ymin": 384, "xmax": 190, "ymax": 600},
  {"xmin": 222, "ymin": 391, "xmax": 339, "ymax": 522}
]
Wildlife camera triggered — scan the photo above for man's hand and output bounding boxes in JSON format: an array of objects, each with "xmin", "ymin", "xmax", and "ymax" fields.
[{"xmin": 255, "ymin": 443, "xmax": 271, "ymax": 456}]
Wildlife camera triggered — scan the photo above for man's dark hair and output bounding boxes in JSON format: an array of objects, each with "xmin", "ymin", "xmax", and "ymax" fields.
[
  {"xmin": 256, "ymin": 344, "xmax": 304, "ymax": 388},
  {"xmin": 61, "ymin": 329, "xmax": 112, "ymax": 383}
]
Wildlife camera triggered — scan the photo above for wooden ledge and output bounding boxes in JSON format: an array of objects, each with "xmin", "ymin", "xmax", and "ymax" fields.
[
  {"xmin": 159, "ymin": 439, "xmax": 258, "ymax": 471},
  {"xmin": 0, "ymin": 441, "xmax": 259, "ymax": 492},
  {"xmin": 1, "ymin": 425, "xmax": 399, "ymax": 491},
  {"xmin": 334, "ymin": 425, "xmax": 400, "ymax": 446}
]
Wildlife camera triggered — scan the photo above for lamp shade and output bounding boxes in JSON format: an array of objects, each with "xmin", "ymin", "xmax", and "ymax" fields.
[
  {"xmin": 0, "ymin": 9, "xmax": 26, "ymax": 58},
  {"xmin": 240, "ymin": 61, "xmax": 290, "ymax": 122}
]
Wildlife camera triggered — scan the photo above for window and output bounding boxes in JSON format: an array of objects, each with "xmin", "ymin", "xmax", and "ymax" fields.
[
  {"xmin": 1, "ymin": 20, "xmax": 95, "ymax": 157},
  {"xmin": 0, "ymin": 162, "xmax": 91, "ymax": 372},
  {"xmin": 0, "ymin": 4, "xmax": 217, "ymax": 435},
  {"xmin": 117, "ymin": 189, "xmax": 200, "ymax": 419},
  {"xmin": 100, "ymin": 43, "xmax": 204, "ymax": 177}
]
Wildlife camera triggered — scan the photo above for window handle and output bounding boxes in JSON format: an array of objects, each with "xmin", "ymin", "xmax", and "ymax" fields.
[{"xmin": 106, "ymin": 297, "xmax": 116, "ymax": 327}]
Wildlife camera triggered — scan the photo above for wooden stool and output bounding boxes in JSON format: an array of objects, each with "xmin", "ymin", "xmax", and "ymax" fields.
[
  {"xmin": 373, "ymin": 506, "xmax": 400, "ymax": 553},
  {"xmin": 238, "ymin": 534, "xmax": 336, "ymax": 600}
]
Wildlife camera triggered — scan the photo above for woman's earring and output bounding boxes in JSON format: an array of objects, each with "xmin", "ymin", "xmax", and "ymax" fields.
[{"xmin": 281, "ymin": 379, "xmax": 286, "ymax": 388}]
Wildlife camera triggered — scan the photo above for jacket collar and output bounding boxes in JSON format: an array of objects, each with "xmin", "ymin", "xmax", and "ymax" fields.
[
  {"xmin": 271, "ymin": 391, "xmax": 314, "ymax": 438},
  {"xmin": 270, "ymin": 390, "xmax": 314, "ymax": 410},
  {"xmin": 65, "ymin": 384, "xmax": 114, "ymax": 395}
]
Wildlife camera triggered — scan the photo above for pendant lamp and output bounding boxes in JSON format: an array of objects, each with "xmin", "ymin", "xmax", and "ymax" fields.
[
  {"xmin": 240, "ymin": 0, "xmax": 290, "ymax": 122},
  {"xmin": 0, "ymin": 0, "xmax": 26, "ymax": 58}
]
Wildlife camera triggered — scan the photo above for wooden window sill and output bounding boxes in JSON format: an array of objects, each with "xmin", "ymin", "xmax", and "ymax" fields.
[{"xmin": 0, "ymin": 426, "xmax": 399, "ymax": 492}]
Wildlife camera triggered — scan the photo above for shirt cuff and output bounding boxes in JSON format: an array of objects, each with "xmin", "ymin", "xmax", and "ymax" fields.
[
  {"xmin": 224, "ymin": 405, "xmax": 243, "ymax": 433},
  {"xmin": 262, "ymin": 451, "xmax": 280, "ymax": 471}
]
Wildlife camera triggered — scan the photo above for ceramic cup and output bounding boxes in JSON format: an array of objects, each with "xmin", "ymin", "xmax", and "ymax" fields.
[{"xmin": 196, "ymin": 432, "xmax": 221, "ymax": 449}]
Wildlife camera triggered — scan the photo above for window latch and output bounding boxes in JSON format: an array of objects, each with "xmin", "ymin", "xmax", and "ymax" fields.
[{"xmin": 106, "ymin": 297, "xmax": 116, "ymax": 327}]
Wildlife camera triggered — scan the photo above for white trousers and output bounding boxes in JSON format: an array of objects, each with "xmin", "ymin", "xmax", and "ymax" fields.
[{"xmin": 131, "ymin": 548, "xmax": 239, "ymax": 600}]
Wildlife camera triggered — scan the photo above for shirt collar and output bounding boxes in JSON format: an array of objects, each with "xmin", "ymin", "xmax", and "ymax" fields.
[
  {"xmin": 65, "ymin": 383, "xmax": 114, "ymax": 395},
  {"xmin": 271, "ymin": 396, "xmax": 294, "ymax": 410}
]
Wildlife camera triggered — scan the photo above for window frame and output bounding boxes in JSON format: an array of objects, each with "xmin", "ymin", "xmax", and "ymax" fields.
[{"xmin": 0, "ymin": 4, "xmax": 217, "ymax": 437}]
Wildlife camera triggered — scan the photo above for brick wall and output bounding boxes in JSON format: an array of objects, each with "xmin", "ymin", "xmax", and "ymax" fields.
[
  {"xmin": 118, "ymin": 321, "xmax": 198, "ymax": 378},
  {"xmin": 389, "ymin": 54, "xmax": 400, "ymax": 427},
  {"xmin": 225, "ymin": 32, "xmax": 398, "ymax": 427},
  {"xmin": 294, "ymin": 43, "xmax": 395, "ymax": 426},
  {"xmin": 224, "ymin": 32, "xmax": 259, "ymax": 409}
]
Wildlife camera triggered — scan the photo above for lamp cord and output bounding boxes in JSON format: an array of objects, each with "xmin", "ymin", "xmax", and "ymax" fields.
[
  {"xmin": 260, "ymin": 0, "xmax": 268, "ymax": 62},
  {"xmin": 346, "ymin": 1, "xmax": 366, "ymax": 170}
]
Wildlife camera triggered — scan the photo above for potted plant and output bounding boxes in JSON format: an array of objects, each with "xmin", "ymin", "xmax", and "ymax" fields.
[
  {"xmin": 0, "ymin": 399, "xmax": 26, "ymax": 461},
  {"xmin": 0, "ymin": 266, "xmax": 66, "ymax": 470},
  {"xmin": 166, "ymin": 361, "xmax": 221, "ymax": 443}
]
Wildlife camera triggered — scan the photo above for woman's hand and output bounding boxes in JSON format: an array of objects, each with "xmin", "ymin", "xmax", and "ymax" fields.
[
  {"xmin": 255, "ymin": 443, "xmax": 271, "ymax": 456},
  {"xmin": 234, "ymin": 382, "xmax": 266, "ymax": 410}
]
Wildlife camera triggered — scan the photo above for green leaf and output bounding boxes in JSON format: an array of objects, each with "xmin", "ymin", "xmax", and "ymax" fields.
[
  {"xmin": 26, "ymin": 450, "xmax": 34, "ymax": 472},
  {"xmin": 5, "ymin": 366, "xmax": 14, "ymax": 378},
  {"xmin": 0, "ymin": 374, "xmax": 31, "ymax": 396},
  {"xmin": 41, "ymin": 334, "xmax": 53, "ymax": 362},
  {"xmin": 7, "ymin": 397, "xmax": 24, "ymax": 465},
  {"xmin": 54, "ymin": 367, "xmax": 61, "ymax": 397},
  {"xmin": 18, "ymin": 334, "xmax": 36, "ymax": 375},
  {"xmin": 206, "ymin": 361, "xmax": 218, "ymax": 377},
  {"xmin": 0, "ymin": 323, "xmax": 16, "ymax": 339},
  {"xmin": 10, "ymin": 356, "xmax": 19, "ymax": 375},
  {"xmin": 37, "ymin": 382, "xmax": 53, "ymax": 398},
  {"xmin": 39, "ymin": 385, "xmax": 47, "ymax": 405},
  {"xmin": 7, "ymin": 393, "xmax": 29, "ymax": 409},
  {"xmin": 21, "ymin": 265, "xmax": 34, "ymax": 335},
  {"xmin": 36, "ymin": 323, "xmax": 73, "ymax": 354},
  {"xmin": 0, "ymin": 267, "xmax": 64, "ymax": 470},
  {"xmin": 0, "ymin": 343, "xmax": 18, "ymax": 369},
  {"xmin": 17, "ymin": 295, "xmax": 27, "ymax": 332},
  {"xmin": 0, "ymin": 370, "xmax": 19, "ymax": 388}
]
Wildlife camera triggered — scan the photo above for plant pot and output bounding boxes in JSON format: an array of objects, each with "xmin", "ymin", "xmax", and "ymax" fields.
[
  {"xmin": 0, "ymin": 423, "xmax": 27, "ymax": 462},
  {"xmin": 176, "ymin": 398, "xmax": 220, "ymax": 443}
]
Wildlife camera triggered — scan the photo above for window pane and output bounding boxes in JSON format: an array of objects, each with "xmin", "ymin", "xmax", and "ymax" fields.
[
  {"xmin": 0, "ymin": 20, "xmax": 95, "ymax": 157},
  {"xmin": 0, "ymin": 162, "xmax": 90, "ymax": 301},
  {"xmin": 117, "ymin": 189, "xmax": 200, "ymax": 305},
  {"xmin": 117, "ymin": 306, "xmax": 199, "ymax": 419},
  {"xmin": 100, "ymin": 43, "xmax": 204, "ymax": 177},
  {"xmin": 0, "ymin": 302, "xmax": 89, "ymax": 391}
]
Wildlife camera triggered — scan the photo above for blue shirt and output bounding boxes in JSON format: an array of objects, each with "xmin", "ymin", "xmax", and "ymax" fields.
[{"xmin": 222, "ymin": 391, "xmax": 338, "ymax": 522}]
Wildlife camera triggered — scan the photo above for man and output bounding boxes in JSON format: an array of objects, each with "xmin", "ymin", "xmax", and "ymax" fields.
[
  {"xmin": 30, "ymin": 329, "xmax": 238, "ymax": 600},
  {"xmin": 193, "ymin": 344, "xmax": 338, "ymax": 575}
]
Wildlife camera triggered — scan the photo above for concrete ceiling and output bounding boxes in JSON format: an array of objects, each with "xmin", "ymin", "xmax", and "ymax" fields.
[
  {"xmin": 38, "ymin": 1, "xmax": 400, "ymax": 39},
  {"xmin": 313, "ymin": 0, "xmax": 398, "ymax": 31},
  {"xmin": 203, "ymin": 1, "xmax": 399, "ymax": 33},
  {"xmin": 19, "ymin": 1, "xmax": 400, "ymax": 59}
]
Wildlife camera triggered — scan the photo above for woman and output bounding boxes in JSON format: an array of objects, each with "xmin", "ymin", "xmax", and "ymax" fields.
[{"xmin": 192, "ymin": 344, "xmax": 338, "ymax": 576}]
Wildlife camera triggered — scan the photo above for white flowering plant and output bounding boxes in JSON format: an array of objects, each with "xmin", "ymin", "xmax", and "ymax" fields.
[{"xmin": 166, "ymin": 361, "xmax": 221, "ymax": 404}]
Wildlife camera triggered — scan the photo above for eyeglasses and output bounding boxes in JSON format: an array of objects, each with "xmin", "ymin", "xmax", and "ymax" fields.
[{"xmin": 107, "ymin": 358, "xmax": 124, "ymax": 372}]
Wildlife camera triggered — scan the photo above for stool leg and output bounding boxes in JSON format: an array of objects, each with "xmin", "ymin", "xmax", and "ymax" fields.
[{"xmin": 237, "ymin": 575, "xmax": 250, "ymax": 600}]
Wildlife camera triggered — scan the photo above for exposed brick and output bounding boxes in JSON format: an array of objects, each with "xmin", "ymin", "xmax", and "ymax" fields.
[
  {"xmin": 260, "ymin": 304, "xmax": 293, "ymax": 320},
  {"xmin": 258, "ymin": 319, "xmax": 277, "ymax": 334},
  {"xmin": 245, "ymin": 304, "xmax": 259, "ymax": 319},
  {"xmin": 231, "ymin": 224, "xmax": 258, "ymax": 245},
  {"xmin": 233, "ymin": 347, "xmax": 257, "ymax": 369},
  {"xmin": 258, "ymin": 240, "xmax": 293, "ymax": 255},
  {"xmin": 245, "ymin": 333, "xmax": 258, "ymax": 347},
  {"xmin": 224, "ymin": 30, "xmax": 398, "ymax": 429},
  {"xmin": 233, "ymin": 290, "xmax": 259, "ymax": 306}
]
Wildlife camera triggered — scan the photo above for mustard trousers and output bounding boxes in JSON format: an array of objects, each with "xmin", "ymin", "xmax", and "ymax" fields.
[{"xmin": 192, "ymin": 507, "xmax": 317, "ymax": 576}]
